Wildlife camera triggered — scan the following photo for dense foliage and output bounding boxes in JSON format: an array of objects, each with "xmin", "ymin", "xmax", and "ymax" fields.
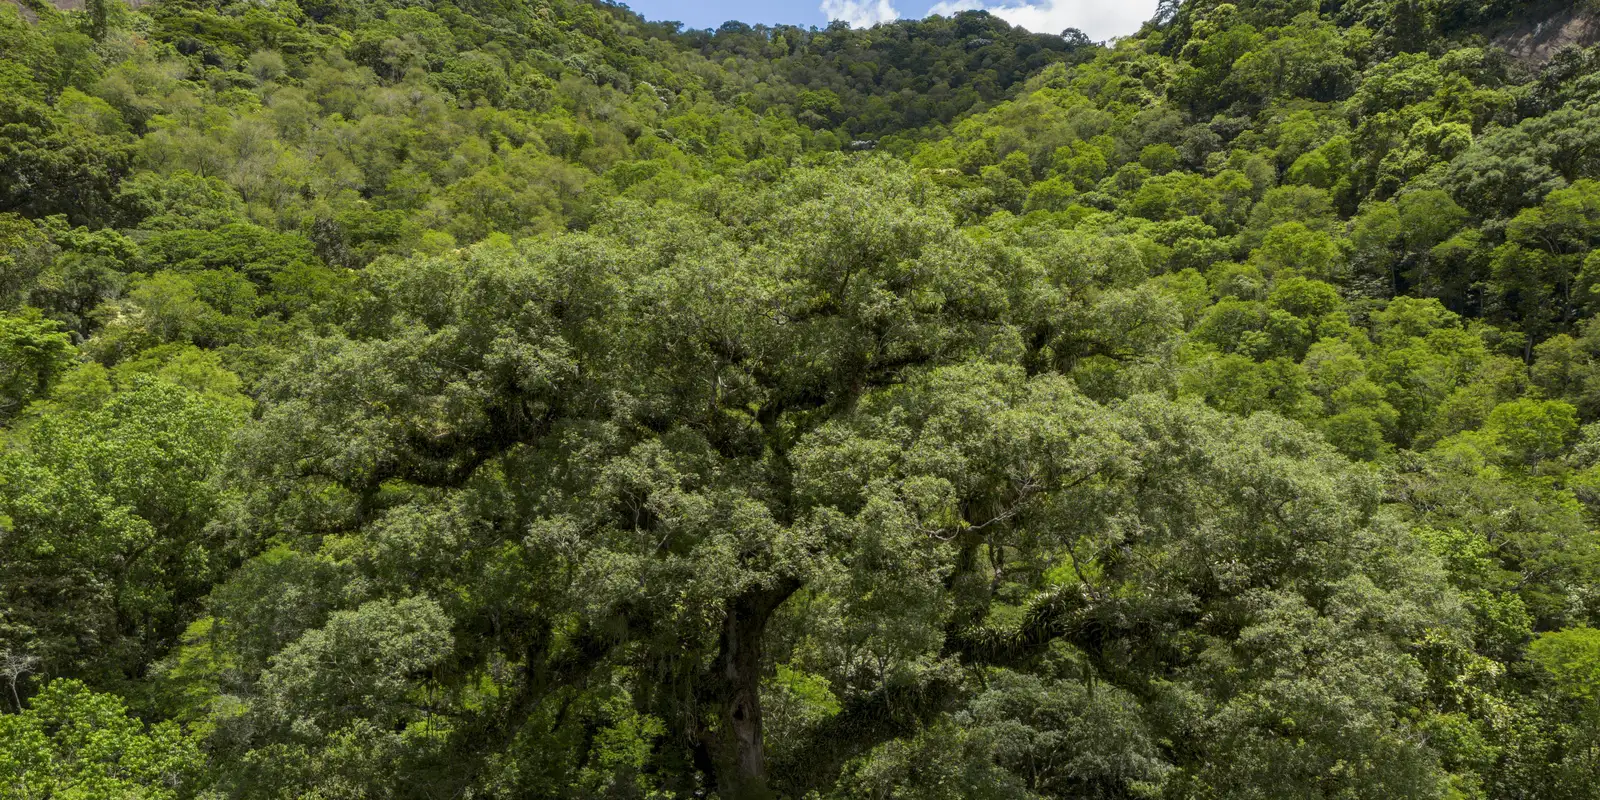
[{"xmin": 3, "ymin": 0, "xmax": 1600, "ymax": 797}]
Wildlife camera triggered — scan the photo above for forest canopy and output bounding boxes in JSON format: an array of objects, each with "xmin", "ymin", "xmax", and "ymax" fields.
[{"xmin": 3, "ymin": 0, "xmax": 1600, "ymax": 798}]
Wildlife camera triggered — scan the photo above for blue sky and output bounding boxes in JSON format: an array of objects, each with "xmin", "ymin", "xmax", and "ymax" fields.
[{"xmin": 621, "ymin": 0, "xmax": 1159, "ymax": 42}]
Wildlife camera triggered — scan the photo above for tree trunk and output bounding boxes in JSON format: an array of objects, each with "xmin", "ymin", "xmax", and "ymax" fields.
[{"xmin": 701, "ymin": 579, "xmax": 799, "ymax": 800}]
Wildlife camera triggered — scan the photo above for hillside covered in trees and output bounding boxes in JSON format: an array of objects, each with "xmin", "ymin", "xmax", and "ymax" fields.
[{"xmin": 3, "ymin": 0, "xmax": 1600, "ymax": 797}]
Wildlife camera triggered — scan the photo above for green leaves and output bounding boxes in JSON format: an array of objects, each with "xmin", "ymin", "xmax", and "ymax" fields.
[
  {"xmin": 258, "ymin": 596, "xmax": 453, "ymax": 736},
  {"xmin": 0, "ymin": 375, "xmax": 246, "ymax": 683},
  {"xmin": 1529, "ymin": 627, "xmax": 1600, "ymax": 702},
  {"xmin": 1484, "ymin": 399, "xmax": 1579, "ymax": 467},
  {"xmin": 0, "ymin": 309, "xmax": 72, "ymax": 421},
  {"xmin": 5, "ymin": 0, "xmax": 1600, "ymax": 797},
  {"xmin": 969, "ymin": 671, "xmax": 1169, "ymax": 797},
  {"xmin": 0, "ymin": 679, "xmax": 202, "ymax": 799}
]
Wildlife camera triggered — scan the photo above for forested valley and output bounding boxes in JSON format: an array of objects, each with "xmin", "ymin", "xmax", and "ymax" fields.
[{"xmin": 2, "ymin": 0, "xmax": 1600, "ymax": 796}]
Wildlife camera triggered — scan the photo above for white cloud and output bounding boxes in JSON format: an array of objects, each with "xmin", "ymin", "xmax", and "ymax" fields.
[
  {"xmin": 926, "ymin": 0, "xmax": 1156, "ymax": 41},
  {"xmin": 822, "ymin": 0, "xmax": 901, "ymax": 27}
]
